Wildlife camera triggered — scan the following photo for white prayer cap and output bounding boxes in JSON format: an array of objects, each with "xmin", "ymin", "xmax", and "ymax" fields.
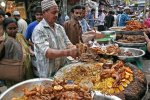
[
  {"xmin": 41, "ymin": 0, "xmax": 58, "ymax": 12},
  {"xmin": 13, "ymin": 11, "xmax": 20, "ymax": 15},
  {"xmin": 123, "ymin": 6, "xmax": 130, "ymax": 11}
]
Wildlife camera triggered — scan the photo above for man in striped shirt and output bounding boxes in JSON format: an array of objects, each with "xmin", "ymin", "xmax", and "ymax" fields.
[{"xmin": 32, "ymin": 0, "xmax": 77, "ymax": 78}]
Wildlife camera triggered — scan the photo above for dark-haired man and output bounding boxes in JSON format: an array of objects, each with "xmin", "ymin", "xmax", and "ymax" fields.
[
  {"xmin": 32, "ymin": 0, "xmax": 77, "ymax": 77},
  {"xmin": 25, "ymin": 6, "xmax": 43, "ymax": 77},
  {"xmin": 64, "ymin": 5, "xmax": 83, "ymax": 45},
  {"xmin": 25, "ymin": 6, "xmax": 43, "ymax": 46}
]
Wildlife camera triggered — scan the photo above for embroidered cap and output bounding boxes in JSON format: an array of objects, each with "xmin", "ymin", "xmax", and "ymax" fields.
[{"xmin": 41, "ymin": 0, "xmax": 58, "ymax": 11}]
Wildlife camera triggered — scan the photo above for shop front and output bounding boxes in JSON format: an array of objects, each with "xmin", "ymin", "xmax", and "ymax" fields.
[{"xmin": 0, "ymin": 0, "xmax": 27, "ymax": 19}]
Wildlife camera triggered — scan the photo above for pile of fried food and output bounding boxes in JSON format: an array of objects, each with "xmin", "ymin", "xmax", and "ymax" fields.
[
  {"xmin": 90, "ymin": 45, "xmax": 120, "ymax": 55},
  {"xmin": 11, "ymin": 81, "xmax": 92, "ymax": 100},
  {"xmin": 57, "ymin": 60, "xmax": 133, "ymax": 95},
  {"xmin": 117, "ymin": 34, "xmax": 146, "ymax": 43},
  {"xmin": 76, "ymin": 43, "xmax": 121, "ymax": 62},
  {"xmin": 122, "ymin": 20, "xmax": 147, "ymax": 31}
]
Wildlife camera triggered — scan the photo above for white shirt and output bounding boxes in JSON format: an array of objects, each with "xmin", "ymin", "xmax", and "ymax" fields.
[
  {"xmin": 17, "ymin": 18, "xmax": 27, "ymax": 35},
  {"xmin": 32, "ymin": 19, "xmax": 71, "ymax": 77},
  {"xmin": 97, "ymin": 13, "xmax": 105, "ymax": 25},
  {"xmin": 113, "ymin": 15, "xmax": 117, "ymax": 26}
]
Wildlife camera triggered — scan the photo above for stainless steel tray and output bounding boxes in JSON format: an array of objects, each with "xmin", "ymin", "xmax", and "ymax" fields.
[
  {"xmin": 118, "ymin": 47, "xmax": 145, "ymax": 61},
  {"xmin": 115, "ymin": 30, "xmax": 144, "ymax": 34},
  {"xmin": 114, "ymin": 41, "xmax": 146, "ymax": 47},
  {"xmin": 0, "ymin": 78, "xmax": 53, "ymax": 100}
]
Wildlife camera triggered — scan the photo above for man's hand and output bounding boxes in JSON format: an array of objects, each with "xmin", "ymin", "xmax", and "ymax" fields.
[
  {"xmin": 147, "ymin": 42, "xmax": 150, "ymax": 53},
  {"xmin": 67, "ymin": 44, "xmax": 76, "ymax": 49},
  {"xmin": 67, "ymin": 46, "xmax": 77, "ymax": 59},
  {"xmin": 143, "ymin": 28, "xmax": 150, "ymax": 34},
  {"xmin": 144, "ymin": 32, "xmax": 150, "ymax": 43}
]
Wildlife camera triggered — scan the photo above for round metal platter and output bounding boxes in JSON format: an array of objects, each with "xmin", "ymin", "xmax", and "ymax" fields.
[
  {"xmin": 0, "ymin": 78, "xmax": 53, "ymax": 100},
  {"xmin": 117, "ymin": 47, "xmax": 145, "ymax": 62},
  {"xmin": 54, "ymin": 62, "xmax": 122, "ymax": 100},
  {"xmin": 114, "ymin": 41, "xmax": 146, "ymax": 47}
]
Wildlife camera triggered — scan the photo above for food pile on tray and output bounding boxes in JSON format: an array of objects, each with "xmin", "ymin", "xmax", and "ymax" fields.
[
  {"xmin": 76, "ymin": 43, "xmax": 121, "ymax": 62},
  {"xmin": 116, "ymin": 34, "xmax": 146, "ymax": 43},
  {"xmin": 11, "ymin": 80, "xmax": 92, "ymax": 100},
  {"xmin": 122, "ymin": 20, "xmax": 147, "ymax": 31},
  {"xmin": 55, "ymin": 61, "xmax": 133, "ymax": 95},
  {"xmin": 54, "ymin": 43, "xmax": 147, "ymax": 99}
]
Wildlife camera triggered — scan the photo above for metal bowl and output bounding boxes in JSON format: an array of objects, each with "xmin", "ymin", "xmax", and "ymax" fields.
[
  {"xmin": 101, "ymin": 31, "xmax": 116, "ymax": 36},
  {"xmin": 109, "ymin": 27, "xmax": 125, "ymax": 31},
  {"xmin": 0, "ymin": 78, "xmax": 53, "ymax": 100},
  {"xmin": 118, "ymin": 47, "xmax": 145, "ymax": 62}
]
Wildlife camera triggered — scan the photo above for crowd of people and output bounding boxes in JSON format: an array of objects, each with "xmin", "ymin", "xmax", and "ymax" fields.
[{"xmin": 0, "ymin": 0, "xmax": 150, "ymax": 88}]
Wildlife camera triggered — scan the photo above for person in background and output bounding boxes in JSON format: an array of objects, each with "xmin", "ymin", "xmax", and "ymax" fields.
[
  {"xmin": 103, "ymin": 10, "xmax": 108, "ymax": 16},
  {"xmin": 32, "ymin": 0, "xmax": 77, "ymax": 78},
  {"xmin": 79, "ymin": 6, "xmax": 104, "ymax": 43},
  {"xmin": 116, "ymin": 10, "xmax": 123, "ymax": 26},
  {"xmin": 57, "ymin": 12, "xmax": 69, "ymax": 26},
  {"xmin": 86, "ymin": 8, "xmax": 96, "ymax": 28},
  {"xmin": 0, "ymin": 21, "xmax": 23, "ymax": 87},
  {"xmin": 144, "ymin": 31, "xmax": 150, "ymax": 60},
  {"xmin": 97, "ymin": 9, "xmax": 105, "ymax": 31},
  {"xmin": 5, "ymin": 12, "xmax": 11, "ymax": 18},
  {"xmin": 79, "ymin": 6, "xmax": 92, "ymax": 33},
  {"xmin": 145, "ymin": 8, "xmax": 150, "ymax": 19},
  {"xmin": 25, "ymin": 6, "xmax": 43, "ymax": 77},
  {"xmin": 25, "ymin": 6, "xmax": 43, "ymax": 53},
  {"xmin": 117, "ymin": 7, "xmax": 131, "ymax": 26},
  {"xmin": 3, "ymin": 18, "xmax": 33, "ymax": 80},
  {"xmin": 12, "ymin": 10, "xmax": 28, "ymax": 35},
  {"xmin": 64, "ymin": 5, "xmax": 83, "ymax": 45},
  {"xmin": 105, "ymin": 11, "xmax": 114, "ymax": 29},
  {"xmin": 0, "ymin": 24, "xmax": 8, "ymax": 60},
  {"xmin": 0, "ymin": 9, "xmax": 5, "ymax": 24},
  {"xmin": 112, "ymin": 11, "xmax": 117, "ymax": 26}
]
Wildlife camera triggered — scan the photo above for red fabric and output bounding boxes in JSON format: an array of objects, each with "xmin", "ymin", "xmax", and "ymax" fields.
[{"xmin": 144, "ymin": 18, "xmax": 150, "ymax": 28}]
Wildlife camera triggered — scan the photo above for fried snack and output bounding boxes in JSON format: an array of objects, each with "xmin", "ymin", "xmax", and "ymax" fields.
[
  {"xmin": 76, "ymin": 43, "xmax": 88, "ymax": 57},
  {"xmin": 122, "ymin": 20, "xmax": 147, "ymax": 31},
  {"xmin": 11, "ymin": 81, "xmax": 92, "ymax": 100},
  {"xmin": 90, "ymin": 45, "xmax": 120, "ymax": 56},
  {"xmin": 59, "ymin": 61, "xmax": 133, "ymax": 95},
  {"xmin": 117, "ymin": 35, "xmax": 146, "ymax": 43}
]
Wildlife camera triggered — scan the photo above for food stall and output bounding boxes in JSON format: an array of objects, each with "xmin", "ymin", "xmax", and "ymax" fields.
[
  {"xmin": 5, "ymin": 0, "xmax": 26, "ymax": 19},
  {"xmin": 0, "ymin": 20, "xmax": 149, "ymax": 100},
  {"xmin": 0, "ymin": 42, "xmax": 149, "ymax": 100}
]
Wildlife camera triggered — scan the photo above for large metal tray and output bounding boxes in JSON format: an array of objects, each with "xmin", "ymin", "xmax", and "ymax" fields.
[
  {"xmin": 54, "ymin": 62, "xmax": 122, "ymax": 100},
  {"xmin": 114, "ymin": 41, "xmax": 146, "ymax": 47},
  {"xmin": 117, "ymin": 47, "xmax": 145, "ymax": 62},
  {"xmin": 0, "ymin": 77, "xmax": 121, "ymax": 100},
  {"xmin": 55, "ymin": 62, "xmax": 148, "ymax": 100},
  {"xmin": 115, "ymin": 30, "xmax": 144, "ymax": 34},
  {"xmin": 0, "ymin": 78, "xmax": 53, "ymax": 100}
]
